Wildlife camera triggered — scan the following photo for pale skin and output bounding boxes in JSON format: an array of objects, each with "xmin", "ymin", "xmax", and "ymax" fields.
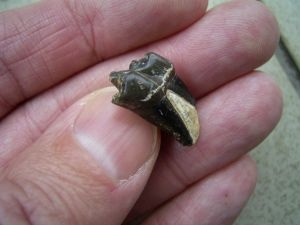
[{"xmin": 0, "ymin": 0, "xmax": 282, "ymax": 224}]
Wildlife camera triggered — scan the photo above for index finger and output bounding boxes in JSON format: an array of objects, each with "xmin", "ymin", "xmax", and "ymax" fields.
[{"xmin": 0, "ymin": 0, "xmax": 208, "ymax": 118}]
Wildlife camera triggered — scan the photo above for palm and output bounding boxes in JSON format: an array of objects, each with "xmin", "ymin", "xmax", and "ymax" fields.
[{"xmin": 0, "ymin": 0, "xmax": 281, "ymax": 224}]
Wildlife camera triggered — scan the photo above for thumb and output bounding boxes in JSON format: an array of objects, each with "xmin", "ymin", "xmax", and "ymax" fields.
[{"xmin": 0, "ymin": 87, "xmax": 160, "ymax": 225}]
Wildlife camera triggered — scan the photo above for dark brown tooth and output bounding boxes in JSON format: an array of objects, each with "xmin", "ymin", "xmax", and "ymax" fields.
[{"xmin": 109, "ymin": 52, "xmax": 200, "ymax": 146}]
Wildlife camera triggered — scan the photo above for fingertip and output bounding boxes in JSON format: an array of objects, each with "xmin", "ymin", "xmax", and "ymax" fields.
[
  {"xmin": 208, "ymin": 155, "xmax": 258, "ymax": 224},
  {"xmin": 211, "ymin": 0, "xmax": 280, "ymax": 64},
  {"xmin": 203, "ymin": 71, "xmax": 283, "ymax": 148},
  {"xmin": 73, "ymin": 87, "xmax": 159, "ymax": 182},
  {"xmin": 248, "ymin": 72, "xmax": 283, "ymax": 133},
  {"xmin": 200, "ymin": 154, "xmax": 257, "ymax": 199},
  {"xmin": 252, "ymin": 0, "xmax": 280, "ymax": 61},
  {"xmin": 152, "ymin": 0, "xmax": 281, "ymax": 98},
  {"xmin": 254, "ymin": 72, "xmax": 283, "ymax": 138},
  {"xmin": 232, "ymin": 155, "xmax": 258, "ymax": 199},
  {"xmin": 201, "ymin": 155, "xmax": 258, "ymax": 223},
  {"xmin": 139, "ymin": 155, "xmax": 258, "ymax": 225}
]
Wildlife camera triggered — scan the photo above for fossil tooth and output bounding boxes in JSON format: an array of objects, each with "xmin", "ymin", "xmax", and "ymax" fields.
[{"xmin": 109, "ymin": 52, "xmax": 200, "ymax": 146}]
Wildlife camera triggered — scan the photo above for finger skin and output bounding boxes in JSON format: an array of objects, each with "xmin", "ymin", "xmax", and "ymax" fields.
[
  {"xmin": 0, "ymin": 88, "xmax": 160, "ymax": 225},
  {"xmin": 0, "ymin": 0, "xmax": 279, "ymax": 165},
  {"xmin": 140, "ymin": 156, "xmax": 257, "ymax": 225},
  {"xmin": 128, "ymin": 72, "xmax": 283, "ymax": 220},
  {"xmin": 168, "ymin": 0, "xmax": 279, "ymax": 96},
  {"xmin": 0, "ymin": 0, "xmax": 208, "ymax": 118}
]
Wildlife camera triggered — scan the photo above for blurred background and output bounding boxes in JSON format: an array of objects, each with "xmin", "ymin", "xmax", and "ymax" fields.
[{"xmin": 1, "ymin": 0, "xmax": 299, "ymax": 224}]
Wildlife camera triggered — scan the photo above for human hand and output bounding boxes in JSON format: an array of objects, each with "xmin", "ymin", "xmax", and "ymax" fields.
[{"xmin": 0, "ymin": 0, "xmax": 282, "ymax": 224}]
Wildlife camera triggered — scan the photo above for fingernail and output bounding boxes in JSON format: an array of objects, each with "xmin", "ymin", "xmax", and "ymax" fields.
[{"xmin": 74, "ymin": 87, "xmax": 159, "ymax": 181}]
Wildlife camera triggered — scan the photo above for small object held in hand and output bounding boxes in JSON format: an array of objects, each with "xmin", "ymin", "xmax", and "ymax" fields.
[{"xmin": 109, "ymin": 52, "xmax": 200, "ymax": 146}]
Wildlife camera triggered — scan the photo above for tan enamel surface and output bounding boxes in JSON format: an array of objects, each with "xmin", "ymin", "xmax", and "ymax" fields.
[{"xmin": 166, "ymin": 90, "xmax": 200, "ymax": 144}]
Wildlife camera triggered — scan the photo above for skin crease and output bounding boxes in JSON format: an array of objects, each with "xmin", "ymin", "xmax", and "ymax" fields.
[{"xmin": 0, "ymin": 0, "xmax": 282, "ymax": 225}]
